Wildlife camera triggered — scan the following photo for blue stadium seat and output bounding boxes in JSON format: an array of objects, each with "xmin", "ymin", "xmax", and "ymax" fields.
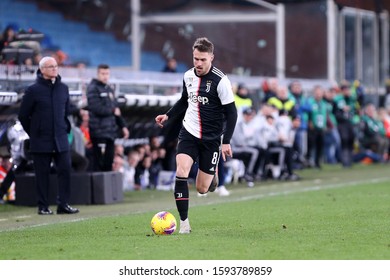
[{"xmin": 0, "ymin": 0, "xmax": 165, "ymax": 69}]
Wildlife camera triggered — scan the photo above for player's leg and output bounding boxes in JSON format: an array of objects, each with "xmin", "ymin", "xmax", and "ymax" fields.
[
  {"xmin": 195, "ymin": 170, "xmax": 215, "ymax": 194},
  {"xmin": 174, "ymin": 153, "xmax": 193, "ymax": 233},
  {"xmin": 196, "ymin": 138, "xmax": 221, "ymax": 194}
]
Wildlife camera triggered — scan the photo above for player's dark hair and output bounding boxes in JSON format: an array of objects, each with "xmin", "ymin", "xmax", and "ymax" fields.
[
  {"xmin": 97, "ymin": 64, "xmax": 110, "ymax": 70},
  {"xmin": 193, "ymin": 37, "xmax": 214, "ymax": 53}
]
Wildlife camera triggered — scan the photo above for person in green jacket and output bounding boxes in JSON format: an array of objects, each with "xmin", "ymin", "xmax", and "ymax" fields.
[
  {"xmin": 307, "ymin": 85, "xmax": 328, "ymax": 168},
  {"xmin": 333, "ymin": 83, "xmax": 359, "ymax": 167},
  {"xmin": 358, "ymin": 103, "xmax": 388, "ymax": 162}
]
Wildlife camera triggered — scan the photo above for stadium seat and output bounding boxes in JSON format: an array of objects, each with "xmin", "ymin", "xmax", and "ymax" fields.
[{"xmin": 0, "ymin": 0, "xmax": 164, "ymax": 69}]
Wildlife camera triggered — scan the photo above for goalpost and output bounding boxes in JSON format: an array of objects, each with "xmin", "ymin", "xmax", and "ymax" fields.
[{"xmin": 130, "ymin": 0, "xmax": 286, "ymax": 80}]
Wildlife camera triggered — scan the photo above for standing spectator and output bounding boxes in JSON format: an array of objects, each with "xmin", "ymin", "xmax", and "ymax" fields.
[
  {"xmin": 306, "ymin": 85, "xmax": 328, "ymax": 169},
  {"xmin": 382, "ymin": 79, "xmax": 390, "ymax": 110},
  {"xmin": 289, "ymin": 80, "xmax": 310, "ymax": 167},
  {"xmin": 351, "ymin": 80, "xmax": 365, "ymax": 110},
  {"xmin": 18, "ymin": 56, "xmax": 79, "ymax": 215},
  {"xmin": 334, "ymin": 82, "xmax": 358, "ymax": 167},
  {"xmin": 323, "ymin": 87, "xmax": 341, "ymax": 164},
  {"xmin": 86, "ymin": 64, "xmax": 129, "ymax": 171},
  {"xmin": 155, "ymin": 37, "xmax": 238, "ymax": 234}
]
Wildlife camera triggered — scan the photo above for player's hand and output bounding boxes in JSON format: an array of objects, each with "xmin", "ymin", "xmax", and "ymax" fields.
[
  {"xmin": 155, "ymin": 114, "xmax": 168, "ymax": 128},
  {"xmin": 221, "ymin": 144, "xmax": 232, "ymax": 161}
]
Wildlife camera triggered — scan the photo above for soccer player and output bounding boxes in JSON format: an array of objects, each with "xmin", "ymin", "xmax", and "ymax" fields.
[{"xmin": 155, "ymin": 37, "xmax": 238, "ymax": 234}]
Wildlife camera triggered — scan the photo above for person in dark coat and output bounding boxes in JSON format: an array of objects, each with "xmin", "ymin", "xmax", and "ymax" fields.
[
  {"xmin": 86, "ymin": 64, "xmax": 129, "ymax": 171},
  {"xmin": 18, "ymin": 56, "xmax": 79, "ymax": 215}
]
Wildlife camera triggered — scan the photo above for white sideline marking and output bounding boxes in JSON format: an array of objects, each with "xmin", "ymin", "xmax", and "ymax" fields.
[
  {"xmin": 198, "ymin": 177, "xmax": 390, "ymax": 206},
  {"xmin": 0, "ymin": 176, "xmax": 388, "ymax": 232},
  {"xmin": 15, "ymin": 215, "xmax": 31, "ymax": 219}
]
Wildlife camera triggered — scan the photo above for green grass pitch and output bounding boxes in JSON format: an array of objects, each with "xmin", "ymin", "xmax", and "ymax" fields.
[{"xmin": 0, "ymin": 164, "xmax": 389, "ymax": 260}]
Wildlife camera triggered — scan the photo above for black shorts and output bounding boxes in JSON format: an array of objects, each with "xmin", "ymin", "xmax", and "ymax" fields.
[{"xmin": 177, "ymin": 128, "xmax": 222, "ymax": 175}]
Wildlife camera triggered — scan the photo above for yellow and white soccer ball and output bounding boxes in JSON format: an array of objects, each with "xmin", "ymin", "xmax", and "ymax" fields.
[{"xmin": 150, "ymin": 211, "xmax": 177, "ymax": 235}]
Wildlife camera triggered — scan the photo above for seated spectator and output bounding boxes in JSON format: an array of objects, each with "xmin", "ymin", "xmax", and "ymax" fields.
[
  {"xmin": 262, "ymin": 77, "xmax": 278, "ymax": 103},
  {"xmin": 78, "ymin": 109, "xmax": 93, "ymax": 171},
  {"xmin": 267, "ymin": 85, "xmax": 296, "ymax": 118},
  {"xmin": 114, "ymin": 144, "xmax": 125, "ymax": 158},
  {"xmin": 378, "ymin": 107, "xmax": 390, "ymax": 161},
  {"xmin": 234, "ymin": 83, "xmax": 254, "ymax": 119},
  {"xmin": 52, "ymin": 49, "xmax": 68, "ymax": 66},
  {"xmin": 112, "ymin": 154, "xmax": 128, "ymax": 190},
  {"xmin": 122, "ymin": 149, "xmax": 141, "ymax": 191},
  {"xmin": 259, "ymin": 114, "xmax": 285, "ymax": 180},
  {"xmin": 162, "ymin": 58, "xmax": 177, "ymax": 73},
  {"xmin": 276, "ymin": 110, "xmax": 301, "ymax": 180},
  {"xmin": 149, "ymin": 147, "xmax": 164, "ymax": 189},
  {"xmin": 0, "ymin": 120, "xmax": 32, "ymax": 204},
  {"xmin": 0, "ymin": 25, "xmax": 16, "ymax": 58},
  {"xmin": 134, "ymin": 153, "xmax": 153, "ymax": 190},
  {"xmin": 149, "ymin": 135, "xmax": 162, "ymax": 150},
  {"xmin": 0, "ymin": 149, "xmax": 15, "ymax": 204},
  {"xmin": 112, "ymin": 154, "xmax": 125, "ymax": 173},
  {"xmin": 357, "ymin": 103, "xmax": 388, "ymax": 162},
  {"xmin": 68, "ymin": 124, "xmax": 89, "ymax": 173},
  {"xmin": 231, "ymin": 107, "xmax": 266, "ymax": 185}
]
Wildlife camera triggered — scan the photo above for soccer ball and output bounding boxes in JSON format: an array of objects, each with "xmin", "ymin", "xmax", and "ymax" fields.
[{"xmin": 150, "ymin": 211, "xmax": 177, "ymax": 235}]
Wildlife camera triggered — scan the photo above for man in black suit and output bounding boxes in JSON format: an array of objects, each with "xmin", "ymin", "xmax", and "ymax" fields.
[{"xmin": 18, "ymin": 56, "xmax": 79, "ymax": 215}]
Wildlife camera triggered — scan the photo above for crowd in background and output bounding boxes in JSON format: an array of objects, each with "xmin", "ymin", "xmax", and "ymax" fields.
[
  {"xmin": 2, "ymin": 72, "xmax": 390, "ymax": 203},
  {"xmin": 0, "ymin": 24, "xmax": 69, "ymax": 68},
  {"xmin": 231, "ymin": 78, "xmax": 390, "ymax": 183},
  {"xmin": 2, "ymin": 37, "xmax": 390, "ymax": 202}
]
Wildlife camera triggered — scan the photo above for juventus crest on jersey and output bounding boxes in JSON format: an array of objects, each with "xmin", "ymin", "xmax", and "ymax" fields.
[{"xmin": 182, "ymin": 66, "xmax": 235, "ymax": 140}]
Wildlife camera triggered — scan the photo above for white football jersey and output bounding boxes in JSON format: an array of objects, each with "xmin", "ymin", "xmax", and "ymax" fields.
[{"xmin": 181, "ymin": 66, "xmax": 234, "ymax": 140}]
